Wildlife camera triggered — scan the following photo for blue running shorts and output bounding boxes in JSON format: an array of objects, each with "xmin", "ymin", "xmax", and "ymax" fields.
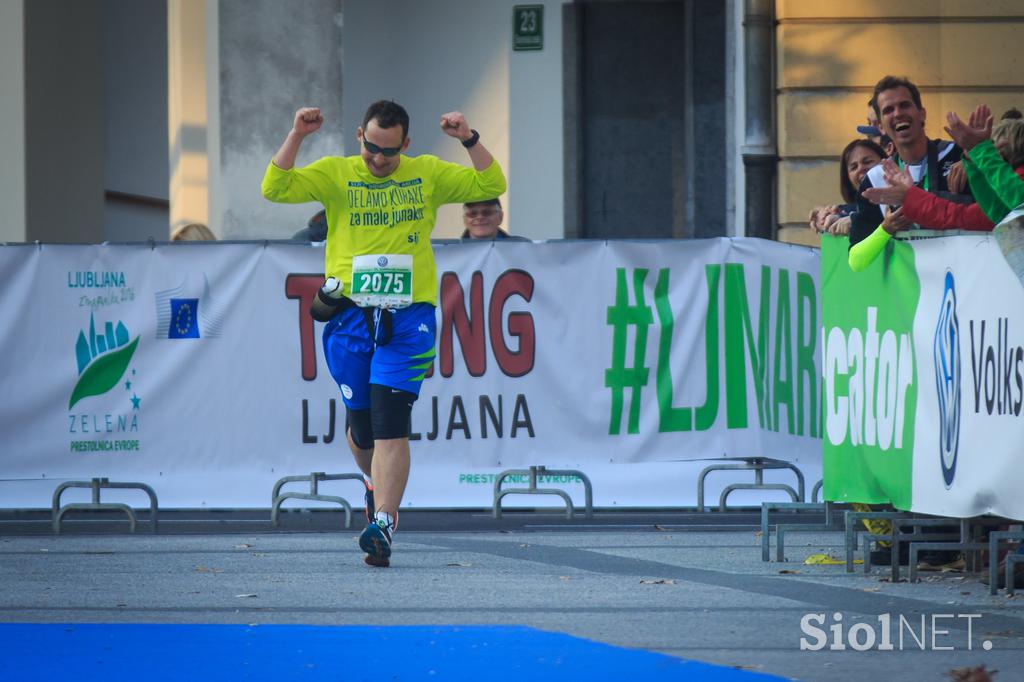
[{"xmin": 322, "ymin": 303, "xmax": 436, "ymax": 410}]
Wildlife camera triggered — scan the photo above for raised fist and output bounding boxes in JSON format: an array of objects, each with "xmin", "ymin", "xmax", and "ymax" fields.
[
  {"xmin": 440, "ymin": 111, "xmax": 471, "ymax": 141},
  {"xmin": 293, "ymin": 107, "xmax": 324, "ymax": 137}
]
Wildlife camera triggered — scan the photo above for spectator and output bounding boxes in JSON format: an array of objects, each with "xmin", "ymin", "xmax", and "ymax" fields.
[
  {"xmin": 1001, "ymin": 107, "xmax": 1022, "ymax": 121},
  {"xmin": 863, "ymin": 117, "xmax": 1024, "ymax": 231},
  {"xmin": 809, "ymin": 139, "xmax": 887, "ymax": 235},
  {"xmin": 857, "ymin": 102, "xmax": 894, "ymax": 156},
  {"xmin": 848, "ymin": 75, "xmax": 972, "ymax": 272},
  {"xmin": 947, "ymin": 105, "xmax": 1024, "ymax": 223},
  {"xmin": 171, "ymin": 223, "xmax": 216, "ymax": 241},
  {"xmin": 292, "ymin": 209, "xmax": 328, "ymax": 242},
  {"xmin": 460, "ymin": 198, "xmax": 527, "ymax": 241}
]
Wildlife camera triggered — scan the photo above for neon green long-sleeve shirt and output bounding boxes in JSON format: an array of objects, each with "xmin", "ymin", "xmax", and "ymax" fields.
[{"xmin": 262, "ymin": 154, "xmax": 507, "ymax": 305}]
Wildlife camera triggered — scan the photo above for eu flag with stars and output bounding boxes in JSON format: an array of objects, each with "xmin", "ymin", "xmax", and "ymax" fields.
[{"xmin": 169, "ymin": 298, "xmax": 200, "ymax": 339}]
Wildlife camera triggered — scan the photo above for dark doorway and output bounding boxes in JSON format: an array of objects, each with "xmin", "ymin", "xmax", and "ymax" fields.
[{"xmin": 564, "ymin": 1, "xmax": 726, "ymax": 240}]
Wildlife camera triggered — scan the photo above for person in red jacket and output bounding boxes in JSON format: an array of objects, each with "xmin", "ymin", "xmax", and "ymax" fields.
[{"xmin": 863, "ymin": 118, "xmax": 1024, "ymax": 230}]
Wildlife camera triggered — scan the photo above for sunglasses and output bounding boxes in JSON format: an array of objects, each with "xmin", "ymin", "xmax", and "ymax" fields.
[
  {"xmin": 362, "ymin": 138, "xmax": 403, "ymax": 157},
  {"xmin": 464, "ymin": 208, "xmax": 500, "ymax": 219}
]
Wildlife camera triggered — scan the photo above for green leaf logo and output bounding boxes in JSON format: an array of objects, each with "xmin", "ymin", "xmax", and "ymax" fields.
[{"xmin": 69, "ymin": 336, "xmax": 139, "ymax": 409}]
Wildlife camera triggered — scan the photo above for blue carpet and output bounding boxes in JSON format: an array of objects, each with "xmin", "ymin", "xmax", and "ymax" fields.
[{"xmin": 0, "ymin": 623, "xmax": 789, "ymax": 681}]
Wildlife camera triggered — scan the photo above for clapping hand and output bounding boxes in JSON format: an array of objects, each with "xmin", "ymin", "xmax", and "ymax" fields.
[
  {"xmin": 809, "ymin": 205, "xmax": 838, "ymax": 232},
  {"xmin": 862, "ymin": 159, "xmax": 914, "ymax": 206},
  {"xmin": 946, "ymin": 160, "xmax": 967, "ymax": 194},
  {"xmin": 944, "ymin": 105, "xmax": 993, "ymax": 152},
  {"xmin": 882, "ymin": 206, "xmax": 912, "ymax": 235}
]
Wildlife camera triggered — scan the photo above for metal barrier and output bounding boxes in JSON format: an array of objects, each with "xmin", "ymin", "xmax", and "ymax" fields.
[
  {"xmin": 987, "ymin": 527, "xmax": 1024, "ymax": 595},
  {"xmin": 843, "ymin": 510, "xmax": 914, "ymax": 574},
  {"xmin": 697, "ymin": 458, "xmax": 804, "ymax": 512},
  {"xmin": 906, "ymin": 517, "xmax": 1002, "ymax": 584},
  {"xmin": 51, "ymin": 478, "xmax": 158, "ymax": 534},
  {"xmin": 772, "ymin": 502, "xmax": 844, "ymax": 562},
  {"xmin": 271, "ymin": 472, "xmax": 365, "ymax": 528},
  {"xmin": 492, "ymin": 466, "xmax": 593, "ymax": 519},
  {"xmin": 759, "ymin": 501, "xmax": 834, "ymax": 562},
  {"xmin": 1007, "ymin": 552, "xmax": 1024, "ymax": 596}
]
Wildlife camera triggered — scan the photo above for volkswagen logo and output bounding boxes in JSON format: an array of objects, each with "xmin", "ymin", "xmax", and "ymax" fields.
[
  {"xmin": 933, "ymin": 270, "xmax": 961, "ymax": 488},
  {"xmin": 377, "ymin": 256, "xmax": 388, "ymax": 268}
]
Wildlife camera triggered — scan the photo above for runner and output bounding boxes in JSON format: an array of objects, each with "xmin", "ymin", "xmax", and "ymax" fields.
[{"xmin": 261, "ymin": 100, "xmax": 506, "ymax": 566}]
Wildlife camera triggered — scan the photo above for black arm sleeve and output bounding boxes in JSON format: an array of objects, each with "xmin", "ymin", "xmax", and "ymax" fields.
[{"xmin": 849, "ymin": 175, "xmax": 883, "ymax": 248}]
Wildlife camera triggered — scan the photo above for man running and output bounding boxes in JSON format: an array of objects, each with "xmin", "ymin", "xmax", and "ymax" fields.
[{"xmin": 261, "ymin": 100, "xmax": 506, "ymax": 566}]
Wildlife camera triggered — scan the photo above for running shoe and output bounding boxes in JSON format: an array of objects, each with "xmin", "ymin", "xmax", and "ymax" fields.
[{"xmin": 360, "ymin": 519, "xmax": 392, "ymax": 567}]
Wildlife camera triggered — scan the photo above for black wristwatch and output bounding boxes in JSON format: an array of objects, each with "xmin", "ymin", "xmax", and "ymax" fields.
[{"xmin": 461, "ymin": 129, "xmax": 480, "ymax": 148}]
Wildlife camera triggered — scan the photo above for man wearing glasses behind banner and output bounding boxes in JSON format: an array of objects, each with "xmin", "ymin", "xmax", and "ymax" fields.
[{"xmin": 262, "ymin": 100, "xmax": 506, "ymax": 567}]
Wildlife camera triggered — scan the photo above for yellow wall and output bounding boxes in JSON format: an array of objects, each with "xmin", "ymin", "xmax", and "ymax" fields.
[
  {"xmin": 775, "ymin": 0, "xmax": 1024, "ymax": 246},
  {"xmin": 168, "ymin": 0, "xmax": 211, "ymax": 236}
]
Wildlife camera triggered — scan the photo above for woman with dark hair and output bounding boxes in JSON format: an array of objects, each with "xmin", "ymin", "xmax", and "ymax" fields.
[
  {"xmin": 839, "ymin": 139, "xmax": 888, "ymax": 204},
  {"xmin": 810, "ymin": 138, "xmax": 888, "ymax": 235}
]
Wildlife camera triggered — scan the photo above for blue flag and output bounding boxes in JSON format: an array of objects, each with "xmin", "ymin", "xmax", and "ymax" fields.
[{"xmin": 168, "ymin": 298, "xmax": 200, "ymax": 339}]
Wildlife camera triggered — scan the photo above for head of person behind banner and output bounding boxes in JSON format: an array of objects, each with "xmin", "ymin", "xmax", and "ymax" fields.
[
  {"xmin": 460, "ymin": 198, "xmax": 527, "ymax": 241},
  {"xmin": 847, "ymin": 75, "xmax": 974, "ymax": 272},
  {"xmin": 171, "ymin": 223, "xmax": 216, "ymax": 241}
]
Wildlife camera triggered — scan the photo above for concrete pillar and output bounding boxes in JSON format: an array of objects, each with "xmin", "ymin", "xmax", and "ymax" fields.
[
  {"xmin": 218, "ymin": 0, "xmax": 343, "ymax": 240},
  {"xmin": 742, "ymin": 0, "xmax": 776, "ymax": 240},
  {"xmin": 0, "ymin": 0, "xmax": 26, "ymax": 243},
  {"xmin": 168, "ymin": 0, "xmax": 214, "ymax": 236}
]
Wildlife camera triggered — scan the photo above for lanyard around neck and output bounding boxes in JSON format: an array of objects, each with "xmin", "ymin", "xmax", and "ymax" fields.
[{"xmin": 897, "ymin": 157, "xmax": 929, "ymax": 191}]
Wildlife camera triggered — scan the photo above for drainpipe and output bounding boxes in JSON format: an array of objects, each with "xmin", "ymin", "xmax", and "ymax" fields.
[{"xmin": 742, "ymin": 0, "xmax": 776, "ymax": 240}]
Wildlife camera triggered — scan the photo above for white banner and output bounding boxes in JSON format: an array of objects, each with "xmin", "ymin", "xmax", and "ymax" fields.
[
  {"xmin": 0, "ymin": 239, "xmax": 821, "ymax": 508},
  {"xmin": 911, "ymin": 225, "xmax": 1024, "ymax": 519}
]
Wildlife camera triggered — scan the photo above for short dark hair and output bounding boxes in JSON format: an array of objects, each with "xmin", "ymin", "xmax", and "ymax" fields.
[
  {"xmin": 1001, "ymin": 107, "xmax": 1023, "ymax": 121},
  {"xmin": 839, "ymin": 138, "xmax": 888, "ymax": 204},
  {"xmin": 362, "ymin": 100, "xmax": 410, "ymax": 140},
  {"xmin": 463, "ymin": 198, "xmax": 501, "ymax": 209},
  {"xmin": 871, "ymin": 76, "xmax": 923, "ymax": 118}
]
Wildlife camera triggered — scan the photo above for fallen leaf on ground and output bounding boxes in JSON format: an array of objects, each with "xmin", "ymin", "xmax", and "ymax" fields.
[
  {"xmin": 235, "ymin": 593, "xmax": 258, "ymax": 599},
  {"xmin": 639, "ymin": 579, "xmax": 675, "ymax": 585},
  {"xmin": 234, "ymin": 544, "xmax": 253, "ymax": 549},
  {"xmin": 861, "ymin": 587, "xmax": 881, "ymax": 592},
  {"xmin": 778, "ymin": 569, "xmax": 800, "ymax": 575},
  {"xmin": 654, "ymin": 524, "xmax": 669, "ymax": 531},
  {"xmin": 804, "ymin": 553, "xmax": 860, "ymax": 565},
  {"xmin": 446, "ymin": 562, "xmax": 472, "ymax": 567},
  {"xmin": 947, "ymin": 664, "xmax": 997, "ymax": 682}
]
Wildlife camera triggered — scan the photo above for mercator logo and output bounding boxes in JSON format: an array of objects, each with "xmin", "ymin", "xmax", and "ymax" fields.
[{"xmin": 934, "ymin": 271, "xmax": 961, "ymax": 488}]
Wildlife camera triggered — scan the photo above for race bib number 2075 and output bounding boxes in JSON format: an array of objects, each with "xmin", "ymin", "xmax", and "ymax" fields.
[{"xmin": 350, "ymin": 254, "xmax": 413, "ymax": 308}]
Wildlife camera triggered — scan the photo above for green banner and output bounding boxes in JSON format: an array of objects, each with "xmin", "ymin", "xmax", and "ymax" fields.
[{"xmin": 821, "ymin": 236, "xmax": 919, "ymax": 509}]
